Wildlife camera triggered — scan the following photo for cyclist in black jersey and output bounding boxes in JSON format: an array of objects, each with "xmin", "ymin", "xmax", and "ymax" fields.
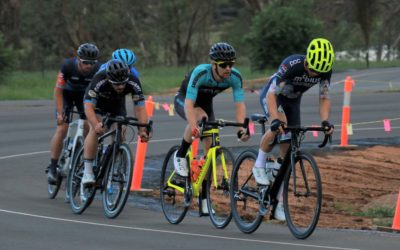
[
  {"xmin": 173, "ymin": 42, "xmax": 250, "ymax": 214},
  {"xmin": 253, "ymin": 38, "xmax": 335, "ymax": 221},
  {"xmin": 47, "ymin": 43, "xmax": 100, "ymax": 184},
  {"xmin": 81, "ymin": 59, "xmax": 150, "ymax": 185}
]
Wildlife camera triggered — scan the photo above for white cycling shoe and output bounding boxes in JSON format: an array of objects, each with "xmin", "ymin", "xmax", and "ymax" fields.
[
  {"xmin": 201, "ymin": 199, "xmax": 215, "ymax": 215},
  {"xmin": 273, "ymin": 202, "xmax": 286, "ymax": 221},
  {"xmin": 252, "ymin": 166, "xmax": 270, "ymax": 185},
  {"xmin": 81, "ymin": 172, "xmax": 95, "ymax": 186},
  {"xmin": 173, "ymin": 152, "xmax": 188, "ymax": 177}
]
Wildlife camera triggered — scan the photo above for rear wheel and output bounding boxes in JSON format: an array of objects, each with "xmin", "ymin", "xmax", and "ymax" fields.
[
  {"xmin": 68, "ymin": 147, "xmax": 96, "ymax": 214},
  {"xmin": 160, "ymin": 145, "xmax": 189, "ymax": 224},
  {"xmin": 230, "ymin": 149, "xmax": 264, "ymax": 233},
  {"xmin": 206, "ymin": 147, "xmax": 235, "ymax": 229},
  {"xmin": 284, "ymin": 152, "xmax": 322, "ymax": 239},
  {"xmin": 103, "ymin": 143, "xmax": 133, "ymax": 218}
]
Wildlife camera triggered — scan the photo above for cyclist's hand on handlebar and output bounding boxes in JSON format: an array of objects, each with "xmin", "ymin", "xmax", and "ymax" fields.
[
  {"xmin": 270, "ymin": 119, "xmax": 285, "ymax": 133},
  {"xmin": 237, "ymin": 128, "xmax": 250, "ymax": 142},
  {"xmin": 139, "ymin": 129, "xmax": 150, "ymax": 142},
  {"xmin": 321, "ymin": 120, "xmax": 334, "ymax": 135},
  {"xmin": 95, "ymin": 122, "xmax": 105, "ymax": 135}
]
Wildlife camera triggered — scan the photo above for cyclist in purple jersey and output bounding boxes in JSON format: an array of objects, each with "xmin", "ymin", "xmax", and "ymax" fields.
[
  {"xmin": 253, "ymin": 38, "xmax": 335, "ymax": 221},
  {"xmin": 47, "ymin": 43, "xmax": 101, "ymax": 184}
]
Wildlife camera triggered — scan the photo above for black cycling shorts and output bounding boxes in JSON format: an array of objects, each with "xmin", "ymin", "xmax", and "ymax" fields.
[
  {"xmin": 60, "ymin": 90, "xmax": 86, "ymax": 123},
  {"xmin": 174, "ymin": 93, "xmax": 215, "ymax": 121},
  {"xmin": 259, "ymin": 81, "xmax": 301, "ymax": 126}
]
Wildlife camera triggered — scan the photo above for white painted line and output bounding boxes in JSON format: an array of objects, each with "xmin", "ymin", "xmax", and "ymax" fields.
[
  {"xmin": 0, "ymin": 150, "xmax": 49, "ymax": 160},
  {"xmin": 0, "ymin": 208, "xmax": 359, "ymax": 250}
]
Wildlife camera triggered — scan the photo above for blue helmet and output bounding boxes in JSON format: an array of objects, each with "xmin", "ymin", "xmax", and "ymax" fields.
[{"xmin": 112, "ymin": 48, "xmax": 136, "ymax": 66}]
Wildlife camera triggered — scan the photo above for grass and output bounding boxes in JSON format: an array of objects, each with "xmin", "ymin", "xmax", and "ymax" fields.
[
  {"xmin": 1, "ymin": 60, "xmax": 399, "ymax": 100},
  {"xmin": 0, "ymin": 65, "xmax": 270, "ymax": 100}
]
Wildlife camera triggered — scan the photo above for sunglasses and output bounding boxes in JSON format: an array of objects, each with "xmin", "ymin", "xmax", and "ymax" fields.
[
  {"xmin": 109, "ymin": 78, "xmax": 129, "ymax": 86},
  {"xmin": 215, "ymin": 61, "xmax": 235, "ymax": 68},
  {"xmin": 80, "ymin": 59, "xmax": 97, "ymax": 65}
]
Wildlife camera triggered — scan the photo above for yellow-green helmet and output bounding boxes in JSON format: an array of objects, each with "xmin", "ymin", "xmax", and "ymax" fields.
[{"xmin": 306, "ymin": 38, "xmax": 334, "ymax": 73}]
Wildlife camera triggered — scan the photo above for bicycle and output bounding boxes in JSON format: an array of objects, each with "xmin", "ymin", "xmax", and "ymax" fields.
[
  {"xmin": 68, "ymin": 114, "xmax": 152, "ymax": 218},
  {"xmin": 230, "ymin": 113, "xmax": 331, "ymax": 239},
  {"xmin": 160, "ymin": 117, "xmax": 249, "ymax": 229},
  {"xmin": 47, "ymin": 109, "xmax": 85, "ymax": 201}
]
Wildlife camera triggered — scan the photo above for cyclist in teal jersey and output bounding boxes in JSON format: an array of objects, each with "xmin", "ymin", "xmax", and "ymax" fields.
[{"xmin": 173, "ymin": 42, "xmax": 250, "ymax": 214}]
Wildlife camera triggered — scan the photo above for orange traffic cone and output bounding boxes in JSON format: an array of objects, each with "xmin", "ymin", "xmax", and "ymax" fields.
[{"xmin": 392, "ymin": 190, "xmax": 400, "ymax": 230}]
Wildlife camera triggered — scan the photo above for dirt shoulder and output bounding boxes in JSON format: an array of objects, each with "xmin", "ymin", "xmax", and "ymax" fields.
[{"xmin": 315, "ymin": 145, "xmax": 400, "ymax": 229}]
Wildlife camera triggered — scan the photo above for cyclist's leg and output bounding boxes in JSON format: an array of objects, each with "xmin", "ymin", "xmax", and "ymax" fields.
[
  {"xmin": 48, "ymin": 92, "xmax": 72, "ymax": 183},
  {"xmin": 273, "ymin": 97, "xmax": 301, "ymax": 221}
]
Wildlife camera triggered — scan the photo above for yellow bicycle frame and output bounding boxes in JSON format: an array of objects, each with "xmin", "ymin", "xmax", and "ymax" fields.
[{"xmin": 166, "ymin": 128, "xmax": 230, "ymax": 197}]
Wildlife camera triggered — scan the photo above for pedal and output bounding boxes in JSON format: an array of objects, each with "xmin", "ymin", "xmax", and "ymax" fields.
[{"xmin": 258, "ymin": 186, "xmax": 270, "ymax": 216}]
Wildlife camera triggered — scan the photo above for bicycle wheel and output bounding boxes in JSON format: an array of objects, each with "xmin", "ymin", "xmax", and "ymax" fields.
[
  {"xmin": 160, "ymin": 145, "xmax": 189, "ymax": 224},
  {"xmin": 103, "ymin": 143, "xmax": 133, "ymax": 218},
  {"xmin": 206, "ymin": 146, "xmax": 235, "ymax": 229},
  {"xmin": 68, "ymin": 147, "xmax": 96, "ymax": 214},
  {"xmin": 284, "ymin": 152, "xmax": 322, "ymax": 239},
  {"xmin": 230, "ymin": 149, "xmax": 264, "ymax": 233},
  {"xmin": 65, "ymin": 136, "xmax": 84, "ymax": 203}
]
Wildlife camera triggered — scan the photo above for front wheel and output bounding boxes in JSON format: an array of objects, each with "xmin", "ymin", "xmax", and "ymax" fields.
[
  {"xmin": 284, "ymin": 152, "xmax": 322, "ymax": 239},
  {"xmin": 68, "ymin": 147, "xmax": 96, "ymax": 214},
  {"xmin": 206, "ymin": 147, "xmax": 235, "ymax": 229},
  {"xmin": 102, "ymin": 143, "xmax": 133, "ymax": 218},
  {"xmin": 230, "ymin": 149, "xmax": 264, "ymax": 233},
  {"xmin": 160, "ymin": 145, "xmax": 189, "ymax": 224}
]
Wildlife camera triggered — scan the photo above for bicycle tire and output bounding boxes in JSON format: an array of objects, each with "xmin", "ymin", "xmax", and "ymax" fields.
[
  {"xmin": 160, "ymin": 145, "xmax": 189, "ymax": 224},
  {"xmin": 206, "ymin": 146, "xmax": 235, "ymax": 229},
  {"xmin": 65, "ymin": 136, "xmax": 84, "ymax": 203},
  {"xmin": 103, "ymin": 143, "xmax": 133, "ymax": 218},
  {"xmin": 68, "ymin": 147, "xmax": 96, "ymax": 214},
  {"xmin": 230, "ymin": 149, "xmax": 264, "ymax": 233},
  {"xmin": 283, "ymin": 152, "xmax": 322, "ymax": 239}
]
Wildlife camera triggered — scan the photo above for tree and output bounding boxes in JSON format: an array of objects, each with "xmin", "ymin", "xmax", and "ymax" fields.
[
  {"xmin": 0, "ymin": 33, "xmax": 15, "ymax": 84},
  {"xmin": 245, "ymin": 0, "xmax": 322, "ymax": 70}
]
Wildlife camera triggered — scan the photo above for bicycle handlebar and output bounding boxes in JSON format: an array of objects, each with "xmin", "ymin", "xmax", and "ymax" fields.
[
  {"xmin": 197, "ymin": 117, "xmax": 250, "ymax": 136},
  {"xmin": 283, "ymin": 126, "xmax": 332, "ymax": 148},
  {"xmin": 102, "ymin": 114, "xmax": 153, "ymax": 133}
]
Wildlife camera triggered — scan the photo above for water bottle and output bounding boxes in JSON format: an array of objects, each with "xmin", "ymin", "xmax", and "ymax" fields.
[
  {"xmin": 191, "ymin": 157, "xmax": 205, "ymax": 182},
  {"xmin": 266, "ymin": 157, "xmax": 282, "ymax": 182}
]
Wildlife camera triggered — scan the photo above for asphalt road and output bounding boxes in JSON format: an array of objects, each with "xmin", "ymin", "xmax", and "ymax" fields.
[{"xmin": 0, "ymin": 68, "xmax": 399, "ymax": 250}]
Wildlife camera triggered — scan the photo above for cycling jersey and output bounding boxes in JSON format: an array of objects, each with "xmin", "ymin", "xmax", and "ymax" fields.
[
  {"xmin": 177, "ymin": 64, "xmax": 244, "ymax": 102},
  {"xmin": 84, "ymin": 70, "xmax": 145, "ymax": 116},
  {"xmin": 266, "ymin": 55, "xmax": 331, "ymax": 99},
  {"xmin": 259, "ymin": 55, "xmax": 332, "ymax": 127},
  {"xmin": 98, "ymin": 63, "xmax": 140, "ymax": 79},
  {"xmin": 174, "ymin": 64, "xmax": 244, "ymax": 121},
  {"xmin": 55, "ymin": 58, "xmax": 101, "ymax": 92}
]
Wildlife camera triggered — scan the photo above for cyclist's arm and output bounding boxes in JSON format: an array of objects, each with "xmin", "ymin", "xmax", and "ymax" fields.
[
  {"xmin": 319, "ymin": 79, "xmax": 331, "ymax": 122},
  {"xmin": 54, "ymin": 71, "xmax": 65, "ymax": 123},
  {"xmin": 84, "ymin": 102, "xmax": 100, "ymax": 129}
]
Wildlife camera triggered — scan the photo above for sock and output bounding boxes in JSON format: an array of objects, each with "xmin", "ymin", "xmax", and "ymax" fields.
[
  {"xmin": 201, "ymin": 181, "xmax": 207, "ymax": 199},
  {"xmin": 84, "ymin": 159, "xmax": 94, "ymax": 175},
  {"xmin": 254, "ymin": 149, "xmax": 273, "ymax": 168},
  {"xmin": 176, "ymin": 139, "xmax": 191, "ymax": 158},
  {"xmin": 50, "ymin": 158, "xmax": 58, "ymax": 166}
]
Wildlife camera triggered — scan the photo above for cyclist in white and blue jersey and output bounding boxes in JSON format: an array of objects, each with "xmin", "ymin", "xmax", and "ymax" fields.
[
  {"xmin": 253, "ymin": 38, "xmax": 335, "ymax": 221},
  {"xmin": 99, "ymin": 48, "xmax": 140, "ymax": 79},
  {"xmin": 173, "ymin": 42, "xmax": 250, "ymax": 214}
]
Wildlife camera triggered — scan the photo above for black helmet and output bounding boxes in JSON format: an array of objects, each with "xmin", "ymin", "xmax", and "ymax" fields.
[
  {"xmin": 106, "ymin": 59, "xmax": 129, "ymax": 83},
  {"xmin": 209, "ymin": 42, "xmax": 236, "ymax": 61},
  {"xmin": 77, "ymin": 43, "xmax": 99, "ymax": 60}
]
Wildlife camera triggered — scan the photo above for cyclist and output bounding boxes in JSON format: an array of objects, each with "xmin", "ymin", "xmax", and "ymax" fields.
[
  {"xmin": 173, "ymin": 42, "xmax": 250, "ymax": 214},
  {"xmin": 82, "ymin": 59, "xmax": 150, "ymax": 186},
  {"xmin": 253, "ymin": 38, "xmax": 335, "ymax": 221},
  {"xmin": 99, "ymin": 48, "xmax": 140, "ymax": 78},
  {"xmin": 47, "ymin": 43, "xmax": 101, "ymax": 184}
]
